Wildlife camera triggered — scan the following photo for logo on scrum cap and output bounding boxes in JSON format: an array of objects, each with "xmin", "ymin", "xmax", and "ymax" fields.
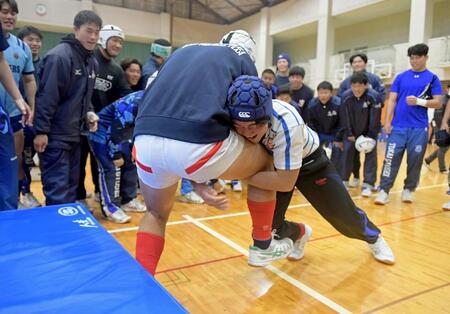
[{"xmin": 238, "ymin": 111, "xmax": 251, "ymax": 118}]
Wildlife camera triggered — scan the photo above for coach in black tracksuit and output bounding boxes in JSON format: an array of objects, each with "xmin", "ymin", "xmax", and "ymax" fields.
[
  {"xmin": 34, "ymin": 11, "xmax": 102, "ymax": 205},
  {"xmin": 339, "ymin": 73, "xmax": 381, "ymax": 191}
]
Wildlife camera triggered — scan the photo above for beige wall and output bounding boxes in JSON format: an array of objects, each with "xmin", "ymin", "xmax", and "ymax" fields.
[
  {"xmin": 274, "ymin": 34, "xmax": 317, "ymax": 65},
  {"xmin": 432, "ymin": 0, "xmax": 450, "ymax": 38},
  {"xmin": 332, "ymin": 0, "xmax": 386, "ymax": 15},
  {"xmin": 334, "ymin": 11, "xmax": 410, "ymax": 53},
  {"xmin": 269, "ymin": 0, "xmax": 319, "ymax": 35}
]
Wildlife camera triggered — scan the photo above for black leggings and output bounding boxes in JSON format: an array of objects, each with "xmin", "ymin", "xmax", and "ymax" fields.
[{"xmin": 273, "ymin": 149, "xmax": 380, "ymax": 244}]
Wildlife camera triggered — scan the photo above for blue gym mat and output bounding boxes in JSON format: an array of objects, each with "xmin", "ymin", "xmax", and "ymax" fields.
[{"xmin": 0, "ymin": 204, "xmax": 188, "ymax": 314}]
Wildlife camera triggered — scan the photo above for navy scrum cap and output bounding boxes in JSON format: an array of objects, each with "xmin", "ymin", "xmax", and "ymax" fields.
[{"xmin": 227, "ymin": 75, "xmax": 272, "ymax": 122}]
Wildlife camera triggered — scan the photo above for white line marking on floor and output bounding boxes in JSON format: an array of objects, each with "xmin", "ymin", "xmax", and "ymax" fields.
[
  {"xmin": 107, "ymin": 183, "xmax": 446, "ymax": 234},
  {"xmin": 183, "ymin": 214, "xmax": 352, "ymax": 314}
]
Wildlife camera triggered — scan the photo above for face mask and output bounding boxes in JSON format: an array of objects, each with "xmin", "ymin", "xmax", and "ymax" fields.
[{"xmin": 151, "ymin": 43, "xmax": 172, "ymax": 58}]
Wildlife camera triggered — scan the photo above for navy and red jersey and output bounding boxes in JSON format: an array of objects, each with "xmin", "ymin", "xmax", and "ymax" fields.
[{"xmin": 134, "ymin": 43, "xmax": 257, "ymax": 144}]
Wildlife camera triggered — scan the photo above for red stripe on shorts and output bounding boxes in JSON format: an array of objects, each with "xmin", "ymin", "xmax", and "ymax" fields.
[
  {"xmin": 185, "ymin": 141, "xmax": 224, "ymax": 175},
  {"xmin": 133, "ymin": 145, "xmax": 153, "ymax": 174}
]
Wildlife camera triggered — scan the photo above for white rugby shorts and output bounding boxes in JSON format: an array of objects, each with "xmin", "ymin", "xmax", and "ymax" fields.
[{"xmin": 134, "ymin": 131, "xmax": 244, "ymax": 189}]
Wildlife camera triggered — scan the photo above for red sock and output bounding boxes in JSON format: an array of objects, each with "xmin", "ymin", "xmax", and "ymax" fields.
[
  {"xmin": 247, "ymin": 199, "xmax": 276, "ymax": 241},
  {"xmin": 295, "ymin": 223, "xmax": 305, "ymax": 241},
  {"xmin": 136, "ymin": 231, "xmax": 165, "ymax": 275}
]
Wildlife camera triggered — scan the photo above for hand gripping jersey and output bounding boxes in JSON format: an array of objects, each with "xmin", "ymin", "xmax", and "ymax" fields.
[{"xmin": 262, "ymin": 99, "xmax": 320, "ymax": 170}]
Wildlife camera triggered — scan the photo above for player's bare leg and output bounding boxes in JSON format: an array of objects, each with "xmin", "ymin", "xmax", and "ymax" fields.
[{"xmin": 136, "ymin": 182, "xmax": 177, "ymax": 275}]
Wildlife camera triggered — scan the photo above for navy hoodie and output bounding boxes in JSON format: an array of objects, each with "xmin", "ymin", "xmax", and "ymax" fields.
[
  {"xmin": 34, "ymin": 34, "xmax": 97, "ymax": 142},
  {"xmin": 134, "ymin": 43, "xmax": 257, "ymax": 143}
]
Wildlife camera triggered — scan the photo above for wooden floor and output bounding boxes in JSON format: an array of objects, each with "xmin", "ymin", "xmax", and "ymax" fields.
[{"xmin": 30, "ymin": 142, "xmax": 450, "ymax": 313}]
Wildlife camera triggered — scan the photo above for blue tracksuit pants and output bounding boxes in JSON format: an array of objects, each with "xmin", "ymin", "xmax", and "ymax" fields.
[
  {"xmin": 379, "ymin": 127, "xmax": 428, "ymax": 193},
  {"xmin": 90, "ymin": 141, "xmax": 137, "ymax": 216}
]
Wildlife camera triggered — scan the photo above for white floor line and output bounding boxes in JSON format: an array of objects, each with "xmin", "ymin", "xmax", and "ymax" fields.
[
  {"xmin": 183, "ymin": 214, "xmax": 352, "ymax": 314},
  {"xmin": 107, "ymin": 183, "xmax": 447, "ymax": 234}
]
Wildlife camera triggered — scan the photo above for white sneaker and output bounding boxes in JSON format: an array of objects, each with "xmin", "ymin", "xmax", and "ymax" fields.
[
  {"xmin": 288, "ymin": 224, "xmax": 312, "ymax": 261},
  {"xmin": 178, "ymin": 191, "xmax": 204, "ymax": 204},
  {"xmin": 401, "ymin": 189, "xmax": 413, "ymax": 203},
  {"xmin": 231, "ymin": 180, "xmax": 243, "ymax": 192},
  {"xmin": 122, "ymin": 198, "xmax": 146, "ymax": 212},
  {"xmin": 374, "ymin": 190, "xmax": 389, "ymax": 205},
  {"xmin": 361, "ymin": 187, "xmax": 372, "ymax": 198},
  {"xmin": 349, "ymin": 178, "xmax": 360, "ymax": 188},
  {"xmin": 248, "ymin": 238, "xmax": 294, "ymax": 267},
  {"xmin": 107, "ymin": 209, "xmax": 131, "ymax": 224},
  {"xmin": 21, "ymin": 192, "xmax": 41, "ymax": 208},
  {"xmin": 17, "ymin": 200, "xmax": 26, "ymax": 209},
  {"xmin": 94, "ymin": 192, "xmax": 101, "ymax": 203},
  {"xmin": 442, "ymin": 200, "xmax": 450, "ymax": 211},
  {"xmin": 368, "ymin": 236, "xmax": 395, "ymax": 265}
]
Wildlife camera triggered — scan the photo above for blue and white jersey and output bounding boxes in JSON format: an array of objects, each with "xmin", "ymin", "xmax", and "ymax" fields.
[
  {"xmin": 262, "ymin": 99, "xmax": 319, "ymax": 171},
  {"xmin": 391, "ymin": 69, "xmax": 442, "ymax": 128},
  {"xmin": 90, "ymin": 91, "xmax": 144, "ymax": 159},
  {"xmin": 0, "ymin": 33, "xmax": 34, "ymax": 117}
]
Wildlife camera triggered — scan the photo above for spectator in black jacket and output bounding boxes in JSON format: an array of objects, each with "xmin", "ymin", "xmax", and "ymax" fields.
[
  {"xmin": 339, "ymin": 72, "xmax": 381, "ymax": 197},
  {"xmin": 33, "ymin": 10, "xmax": 102, "ymax": 205},
  {"xmin": 76, "ymin": 24, "xmax": 132, "ymax": 207},
  {"xmin": 288, "ymin": 66, "xmax": 314, "ymax": 123},
  {"xmin": 308, "ymin": 81, "xmax": 342, "ymax": 172},
  {"xmin": 337, "ymin": 53, "xmax": 386, "ymax": 188}
]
